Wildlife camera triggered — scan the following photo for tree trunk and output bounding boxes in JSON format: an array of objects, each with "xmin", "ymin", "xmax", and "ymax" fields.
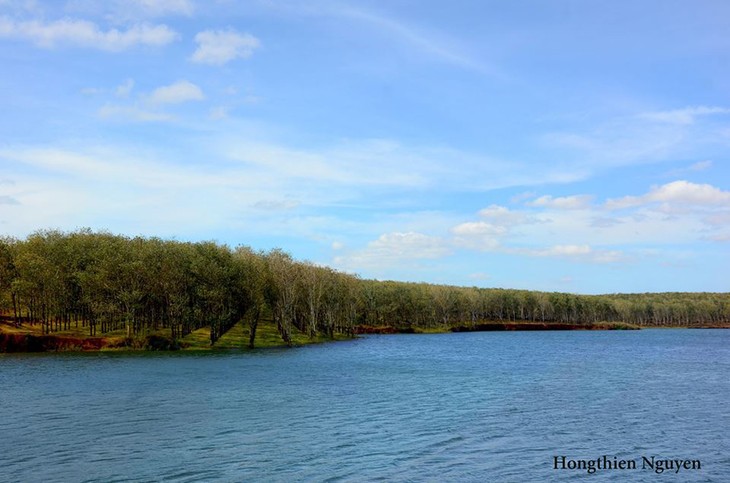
[{"xmin": 248, "ymin": 307, "xmax": 260, "ymax": 349}]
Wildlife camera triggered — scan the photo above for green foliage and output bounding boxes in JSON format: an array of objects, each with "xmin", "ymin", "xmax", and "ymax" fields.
[{"xmin": 0, "ymin": 229, "xmax": 728, "ymax": 352}]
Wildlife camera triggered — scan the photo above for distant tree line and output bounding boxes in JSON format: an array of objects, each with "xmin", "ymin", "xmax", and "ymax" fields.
[{"xmin": 0, "ymin": 230, "xmax": 728, "ymax": 346}]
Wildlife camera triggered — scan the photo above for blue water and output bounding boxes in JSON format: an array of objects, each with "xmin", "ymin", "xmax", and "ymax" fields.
[{"xmin": 1, "ymin": 330, "xmax": 728, "ymax": 482}]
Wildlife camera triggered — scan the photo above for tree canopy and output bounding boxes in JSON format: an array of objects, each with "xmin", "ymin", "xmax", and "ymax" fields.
[{"xmin": 1, "ymin": 230, "xmax": 728, "ymax": 347}]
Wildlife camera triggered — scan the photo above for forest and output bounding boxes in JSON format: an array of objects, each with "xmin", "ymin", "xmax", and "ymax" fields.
[{"xmin": 1, "ymin": 230, "xmax": 728, "ymax": 349}]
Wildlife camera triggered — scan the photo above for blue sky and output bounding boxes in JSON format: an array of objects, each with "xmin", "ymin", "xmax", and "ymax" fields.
[{"xmin": 1, "ymin": 0, "xmax": 729, "ymax": 294}]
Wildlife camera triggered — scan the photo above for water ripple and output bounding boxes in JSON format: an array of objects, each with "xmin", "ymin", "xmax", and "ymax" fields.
[{"xmin": 0, "ymin": 330, "xmax": 728, "ymax": 481}]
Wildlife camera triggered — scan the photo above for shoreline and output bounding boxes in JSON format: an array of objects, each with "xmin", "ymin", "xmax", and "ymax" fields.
[
  {"xmin": 4, "ymin": 321, "xmax": 729, "ymax": 353},
  {"xmin": 353, "ymin": 322, "xmax": 641, "ymax": 334}
]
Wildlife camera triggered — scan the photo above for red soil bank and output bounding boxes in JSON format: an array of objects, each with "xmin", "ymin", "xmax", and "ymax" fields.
[{"xmin": 0, "ymin": 333, "xmax": 109, "ymax": 352}]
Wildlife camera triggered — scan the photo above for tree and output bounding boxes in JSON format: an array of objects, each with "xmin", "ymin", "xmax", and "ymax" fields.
[
  {"xmin": 265, "ymin": 249, "xmax": 299, "ymax": 346},
  {"xmin": 234, "ymin": 246, "xmax": 268, "ymax": 348}
]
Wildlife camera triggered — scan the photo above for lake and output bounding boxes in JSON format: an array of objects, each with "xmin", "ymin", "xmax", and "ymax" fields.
[{"xmin": 1, "ymin": 330, "xmax": 728, "ymax": 482}]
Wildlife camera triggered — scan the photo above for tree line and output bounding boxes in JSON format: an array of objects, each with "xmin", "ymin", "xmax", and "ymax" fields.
[{"xmin": 0, "ymin": 230, "xmax": 728, "ymax": 347}]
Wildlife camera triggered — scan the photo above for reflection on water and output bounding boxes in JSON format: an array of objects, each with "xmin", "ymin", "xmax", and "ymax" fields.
[{"xmin": 1, "ymin": 330, "xmax": 728, "ymax": 482}]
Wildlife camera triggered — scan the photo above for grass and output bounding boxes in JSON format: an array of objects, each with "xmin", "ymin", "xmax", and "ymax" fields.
[
  {"xmin": 0, "ymin": 318, "xmax": 93, "ymax": 337},
  {"xmin": 2, "ymin": 313, "xmax": 643, "ymax": 353},
  {"xmin": 1, "ymin": 313, "xmax": 352, "ymax": 352},
  {"xmin": 180, "ymin": 319, "xmax": 352, "ymax": 351},
  {"xmin": 412, "ymin": 325, "xmax": 451, "ymax": 334}
]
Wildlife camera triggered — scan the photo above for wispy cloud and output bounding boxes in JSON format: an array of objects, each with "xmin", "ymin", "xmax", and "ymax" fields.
[
  {"xmin": 64, "ymin": 0, "xmax": 194, "ymax": 21},
  {"xmin": 450, "ymin": 207, "xmax": 629, "ymax": 264},
  {"xmin": 478, "ymin": 204, "xmax": 532, "ymax": 226},
  {"xmin": 703, "ymin": 211, "xmax": 730, "ymax": 227},
  {"xmin": 687, "ymin": 160, "xmax": 712, "ymax": 171},
  {"xmin": 98, "ymin": 80, "xmax": 204, "ymax": 121},
  {"xmin": 256, "ymin": 1, "xmax": 502, "ymax": 77},
  {"xmin": 251, "ymin": 200, "xmax": 300, "ymax": 211},
  {"xmin": 338, "ymin": 6, "xmax": 500, "ymax": 77},
  {"xmin": 543, "ymin": 106, "xmax": 730, "ymax": 175},
  {"xmin": 122, "ymin": 0, "xmax": 194, "ymax": 17},
  {"xmin": 525, "ymin": 194, "xmax": 593, "ymax": 210},
  {"xmin": 226, "ymin": 139, "xmax": 428, "ymax": 188},
  {"xmin": 147, "ymin": 80, "xmax": 204, "ymax": 104},
  {"xmin": 706, "ymin": 234, "xmax": 730, "ymax": 243},
  {"xmin": 191, "ymin": 29, "xmax": 260, "ymax": 65},
  {"xmin": 0, "ymin": 146, "xmax": 273, "ymax": 235},
  {"xmin": 508, "ymin": 244, "xmax": 626, "ymax": 264},
  {"xmin": 0, "ymin": 15, "xmax": 179, "ymax": 50},
  {"xmin": 4, "ymin": 140, "xmax": 727, "ymax": 276},
  {"xmin": 639, "ymin": 106, "xmax": 730, "ymax": 125},
  {"xmin": 225, "ymin": 137, "xmax": 589, "ymax": 195},
  {"xmin": 334, "ymin": 231, "xmax": 452, "ymax": 272},
  {"xmin": 115, "ymin": 78, "xmax": 134, "ymax": 98},
  {"xmin": 664, "ymin": 160, "xmax": 713, "ymax": 178},
  {"xmin": 605, "ymin": 180, "xmax": 730, "ymax": 210},
  {"xmin": 0, "ymin": 195, "xmax": 20, "ymax": 205},
  {"xmin": 98, "ymin": 104, "xmax": 175, "ymax": 122},
  {"xmin": 0, "ymin": 0, "xmax": 40, "ymax": 14},
  {"xmin": 451, "ymin": 221, "xmax": 504, "ymax": 251},
  {"xmin": 340, "ymin": 180, "xmax": 730, "ymax": 272}
]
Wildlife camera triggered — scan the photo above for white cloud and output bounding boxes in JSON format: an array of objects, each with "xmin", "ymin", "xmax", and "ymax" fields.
[
  {"xmin": 335, "ymin": 232, "xmax": 451, "ymax": 271},
  {"xmin": 526, "ymin": 194, "xmax": 593, "ymax": 210},
  {"xmin": 99, "ymin": 80, "xmax": 204, "ymax": 122},
  {"xmin": 367, "ymin": 232, "xmax": 451, "ymax": 259},
  {"xmin": 451, "ymin": 221, "xmax": 504, "ymax": 251},
  {"xmin": 478, "ymin": 204, "xmax": 510, "ymax": 218},
  {"xmin": 191, "ymin": 29, "xmax": 260, "ymax": 65},
  {"xmin": 532, "ymin": 244, "xmax": 591, "ymax": 256},
  {"xmin": 478, "ymin": 204, "xmax": 531, "ymax": 226},
  {"xmin": 639, "ymin": 106, "xmax": 730, "ymax": 125},
  {"xmin": 451, "ymin": 221, "xmax": 506, "ymax": 237},
  {"xmin": 454, "ymin": 206, "xmax": 627, "ymax": 263},
  {"xmin": 0, "ymin": 16, "xmax": 179, "ymax": 50},
  {"xmin": 447, "ymin": 180, "xmax": 730, "ymax": 265},
  {"xmin": 148, "ymin": 80, "xmax": 204, "ymax": 104},
  {"xmin": 0, "ymin": 146, "xmax": 281, "ymax": 235},
  {"xmin": 606, "ymin": 180, "xmax": 730, "ymax": 210},
  {"xmin": 520, "ymin": 208, "xmax": 711, "ymax": 248},
  {"xmin": 650, "ymin": 180, "xmax": 730, "ymax": 205}
]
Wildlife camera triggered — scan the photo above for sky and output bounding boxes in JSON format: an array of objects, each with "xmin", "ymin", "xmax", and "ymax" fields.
[{"xmin": 1, "ymin": 0, "xmax": 729, "ymax": 294}]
